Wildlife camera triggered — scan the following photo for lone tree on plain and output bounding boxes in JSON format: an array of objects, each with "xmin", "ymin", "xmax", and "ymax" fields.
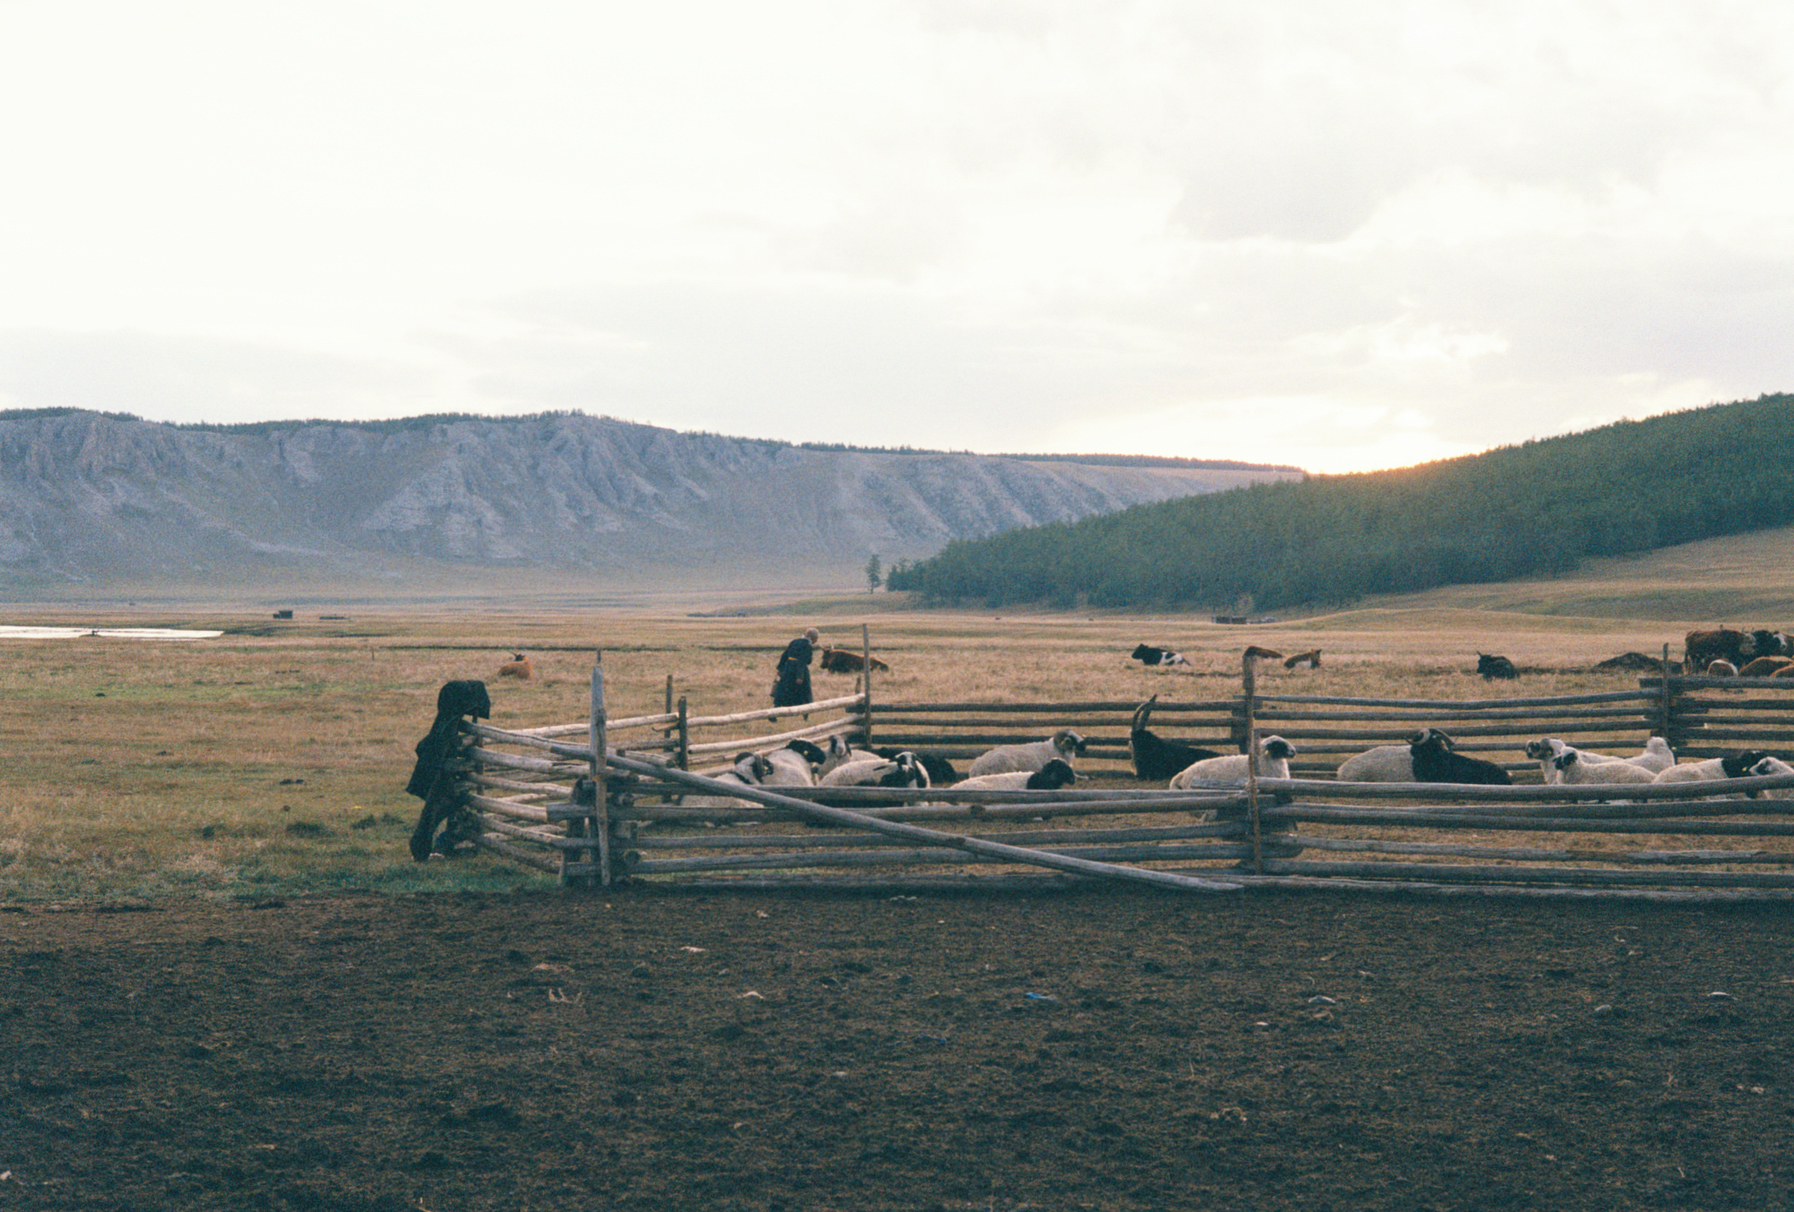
[{"xmin": 865, "ymin": 554, "xmax": 882, "ymax": 593}]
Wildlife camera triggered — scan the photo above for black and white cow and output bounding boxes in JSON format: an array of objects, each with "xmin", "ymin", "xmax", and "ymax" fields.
[{"xmin": 1131, "ymin": 644, "xmax": 1190, "ymax": 668}]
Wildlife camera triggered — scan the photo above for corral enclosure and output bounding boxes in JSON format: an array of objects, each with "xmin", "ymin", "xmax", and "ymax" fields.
[{"xmin": 440, "ymin": 625, "xmax": 1794, "ymax": 901}]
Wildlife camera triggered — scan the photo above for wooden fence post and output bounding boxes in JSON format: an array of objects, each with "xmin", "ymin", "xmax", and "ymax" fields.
[
  {"xmin": 676, "ymin": 696, "xmax": 690, "ymax": 770},
  {"xmin": 1658, "ymin": 643, "xmax": 1676, "ymax": 745},
  {"xmin": 860, "ymin": 622, "xmax": 875, "ymax": 746},
  {"xmin": 1241, "ymin": 651, "xmax": 1263, "ymax": 873},
  {"xmin": 565, "ymin": 652, "xmax": 609, "ymax": 888}
]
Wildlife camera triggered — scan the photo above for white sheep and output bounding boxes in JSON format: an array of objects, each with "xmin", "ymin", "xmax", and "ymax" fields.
[
  {"xmin": 966, "ymin": 729, "xmax": 1086, "ymax": 778},
  {"xmin": 1651, "ymin": 751, "xmax": 1771, "ymax": 785},
  {"xmin": 1551, "ymin": 750, "xmax": 1656, "ymax": 785},
  {"xmin": 950, "ymin": 759, "xmax": 1078, "ymax": 792},
  {"xmin": 1336, "ymin": 728, "xmax": 1453, "ymax": 782},
  {"xmin": 1748, "ymin": 756, "xmax": 1794, "ymax": 799},
  {"xmin": 682, "ymin": 752, "xmax": 775, "ymax": 809},
  {"xmin": 819, "ymin": 752, "xmax": 931, "ymax": 789},
  {"xmin": 761, "ymin": 740, "xmax": 824, "ymax": 787},
  {"xmin": 1527, "ymin": 736, "xmax": 1676, "ymax": 783},
  {"xmin": 1170, "ymin": 736, "xmax": 1296, "ymax": 789}
]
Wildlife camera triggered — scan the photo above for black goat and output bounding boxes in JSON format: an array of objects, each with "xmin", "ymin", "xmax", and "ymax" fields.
[{"xmin": 1128, "ymin": 695, "xmax": 1222, "ymax": 781}]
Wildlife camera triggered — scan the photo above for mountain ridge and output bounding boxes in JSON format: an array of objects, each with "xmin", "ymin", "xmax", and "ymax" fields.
[{"xmin": 0, "ymin": 410, "xmax": 1298, "ymax": 589}]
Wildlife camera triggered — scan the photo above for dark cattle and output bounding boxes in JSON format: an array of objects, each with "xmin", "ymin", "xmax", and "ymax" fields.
[
  {"xmin": 1282, "ymin": 649, "xmax": 1322, "ymax": 670},
  {"xmin": 1410, "ymin": 731, "xmax": 1511, "ymax": 785},
  {"xmin": 1684, "ymin": 628, "xmax": 1747, "ymax": 673},
  {"xmin": 819, "ymin": 648, "xmax": 891, "ymax": 674},
  {"xmin": 1747, "ymin": 630, "xmax": 1791, "ymax": 660},
  {"xmin": 1128, "ymin": 695, "xmax": 1222, "ymax": 782},
  {"xmin": 1477, "ymin": 653, "xmax": 1517, "ymax": 680},
  {"xmin": 1130, "ymin": 644, "xmax": 1189, "ymax": 668}
]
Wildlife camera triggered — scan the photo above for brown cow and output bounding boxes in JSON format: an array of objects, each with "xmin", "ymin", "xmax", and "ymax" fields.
[
  {"xmin": 1739, "ymin": 656, "xmax": 1794, "ymax": 677},
  {"xmin": 497, "ymin": 652, "xmax": 533, "ymax": 680},
  {"xmin": 1684, "ymin": 628, "xmax": 1747, "ymax": 673},
  {"xmin": 818, "ymin": 648, "xmax": 890, "ymax": 674}
]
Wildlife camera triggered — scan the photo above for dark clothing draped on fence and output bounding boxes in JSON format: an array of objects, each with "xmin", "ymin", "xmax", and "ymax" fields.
[
  {"xmin": 407, "ymin": 679, "xmax": 491, "ymax": 861},
  {"xmin": 772, "ymin": 635, "xmax": 816, "ymax": 707}
]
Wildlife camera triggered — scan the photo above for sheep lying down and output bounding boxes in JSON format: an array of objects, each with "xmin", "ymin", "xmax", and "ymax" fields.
[
  {"xmin": 950, "ymin": 759, "xmax": 1077, "ymax": 792},
  {"xmin": 966, "ymin": 729, "xmax": 1086, "ymax": 778},
  {"xmin": 1169, "ymin": 736, "xmax": 1296, "ymax": 789}
]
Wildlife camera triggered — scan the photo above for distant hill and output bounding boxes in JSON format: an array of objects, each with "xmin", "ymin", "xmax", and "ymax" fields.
[
  {"xmin": 0, "ymin": 410, "xmax": 1298, "ymax": 591},
  {"xmin": 888, "ymin": 393, "xmax": 1794, "ymax": 612}
]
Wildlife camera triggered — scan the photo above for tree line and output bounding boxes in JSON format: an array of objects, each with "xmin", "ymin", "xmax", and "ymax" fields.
[{"xmin": 886, "ymin": 394, "xmax": 1794, "ymax": 611}]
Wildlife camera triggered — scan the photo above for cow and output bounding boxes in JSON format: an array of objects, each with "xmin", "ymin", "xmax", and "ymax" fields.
[
  {"xmin": 1684, "ymin": 628, "xmax": 1747, "ymax": 673},
  {"xmin": 1477, "ymin": 653, "xmax": 1517, "ymax": 680},
  {"xmin": 1130, "ymin": 644, "xmax": 1190, "ymax": 668},
  {"xmin": 818, "ymin": 648, "xmax": 890, "ymax": 674},
  {"xmin": 1282, "ymin": 649, "xmax": 1322, "ymax": 670},
  {"xmin": 497, "ymin": 652, "xmax": 533, "ymax": 680}
]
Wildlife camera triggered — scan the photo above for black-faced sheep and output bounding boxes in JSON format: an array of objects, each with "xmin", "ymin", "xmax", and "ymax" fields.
[
  {"xmin": 967, "ymin": 729, "xmax": 1086, "ymax": 778},
  {"xmin": 874, "ymin": 747, "xmax": 957, "ymax": 786},
  {"xmin": 1551, "ymin": 750, "xmax": 1657, "ymax": 786},
  {"xmin": 1409, "ymin": 731, "xmax": 1511, "ymax": 784},
  {"xmin": 1336, "ymin": 728, "xmax": 1454, "ymax": 782},
  {"xmin": 1651, "ymin": 751, "xmax": 1772, "ymax": 785},
  {"xmin": 819, "ymin": 751, "xmax": 931, "ymax": 790},
  {"xmin": 762, "ymin": 739, "xmax": 826, "ymax": 786},
  {"xmin": 1128, "ymin": 696, "xmax": 1221, "ymax": 782},
  {"xmin": 682, "ymin": 752, "xmax": 776, "ymax": 809},
  {"xmin": 951, "ymin": 759, "xmax": 1078, "ymax": 792},
  {"xmin": 1169, "ymin": 736, "xmax": 1296, "ymax": 789}
]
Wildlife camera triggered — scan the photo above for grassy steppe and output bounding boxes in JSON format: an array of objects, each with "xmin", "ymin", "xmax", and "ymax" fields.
[{"xmin": 5, "ymin": 528, "xmax": 1791, "ymax": 904}]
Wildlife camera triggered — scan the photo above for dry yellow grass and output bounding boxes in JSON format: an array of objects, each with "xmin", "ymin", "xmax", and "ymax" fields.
[{"xmin": 0, "ymin": 587, "xmax": 1738, "ymax": 903}]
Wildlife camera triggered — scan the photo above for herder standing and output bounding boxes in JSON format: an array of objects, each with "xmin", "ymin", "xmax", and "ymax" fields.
[{"xmin": 772, "ymin": 627, "xmax": 820, "ymax": 707}]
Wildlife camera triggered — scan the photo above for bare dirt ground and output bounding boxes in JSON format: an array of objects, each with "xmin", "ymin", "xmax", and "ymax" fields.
[{"xmin": 5, "ymin": 886, "xmax": 1793, "ymax": 1212}]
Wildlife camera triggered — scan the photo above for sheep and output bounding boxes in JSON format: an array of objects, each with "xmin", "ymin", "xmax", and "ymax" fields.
[
  {"xmin": 497, "ymin": 652, "xmax": 533, "ymax": 680},
  {"xmin": 1652, "ymin": 751, "xmax": 1772, "ymax": 785},
  {"xmin": 966, "ymin": 728, "xmax": 1086, "ymax": 778},
  {"xmin": 1747, "ymin": 756, "xmax": 1794, "ymax": 799},
  {"xmin": 761, "ymin": 739, "xmax": 826, "ymax": 787},
  {"xmin": 1169, "ymin": 736, "xmax": 1296, "ymax": 790},
  {"xmin": 1282, "ymin": 649, "xmax": 1322, "ymax": 670},
  {"xmin": 1336, "ymin": 728, "xmax": 1455, "ymax": 782},
  {"xmin": 1551, "ymin": 750, "xmax": 1657, "ymax": 786},
  {"xmin": 1525, "ymin": 736, "xmax": 1676, "ymax": 783},
  {"xmin": 681, "ymin": 752, "xmax": 776, "ymax": 810},
  {"xmin": 819, "ymin": 751, "xmax": 931, "ymax": 790},
  {"xmin": 875, "ymin": 747, "xmax": 957, "ymax": 786},
  {"xmin": 1409, "ymin": 731, "xmax": 1511, "ymax": 785},
  {"xmin": 950, "ymin": 759, "xmax": 1078, "ymax": 792},
  {"xmin": 1128, "ymin": 696, "xmax": 1221, "ymax": 781}
]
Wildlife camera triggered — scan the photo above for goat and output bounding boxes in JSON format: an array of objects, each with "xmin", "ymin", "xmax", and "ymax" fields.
[
  {"xmin": 1410, "ymin": 731, "xmax": 1511, "ymax": 784},
  {"xmin": 1336, "ymin": 728, "xmax": 1455, "ymax": 782},
  {"xmin": 1282, "ymin": 649, "xmax": 1322, "ymax": 670},
  {"xmin": 1128, "ymin": 696, "xmax": 1221, "ymax": 781},
  {"xmin": 497, "ymin": 652, "xmax": 533, "ymax": 680},
  {"xmin": 951, "ymin": 759, "xmax": 1078, "ymax": 792},
  {"xmin": 967, "ymin": 728, "xmax": 1086, "ymax": 778},
  {"xmin": 1169, "ymin": 736, "xmax": 1296, "ymax": 790}
]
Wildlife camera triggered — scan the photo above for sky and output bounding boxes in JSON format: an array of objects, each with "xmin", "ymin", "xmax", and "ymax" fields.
[{"xmin": 1, "ymin": 1, "xmax": 1792, "ymax": 474}]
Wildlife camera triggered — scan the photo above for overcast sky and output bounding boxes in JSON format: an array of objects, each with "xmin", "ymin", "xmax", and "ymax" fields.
[{"xmin": 2, "ymin": 1, "xmax": 1791, "ymax": 473}]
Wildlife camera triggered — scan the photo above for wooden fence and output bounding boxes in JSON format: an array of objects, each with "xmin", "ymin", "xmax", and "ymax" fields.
[{"xmin": 437, "ymin": 654, "xmax": 1794, "ymax": 901}]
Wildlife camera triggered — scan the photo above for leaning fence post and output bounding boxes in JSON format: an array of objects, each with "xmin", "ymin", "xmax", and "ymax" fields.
[{"xmin": 860, "ymin": 622, "xmax": 875, "ymax": 746}]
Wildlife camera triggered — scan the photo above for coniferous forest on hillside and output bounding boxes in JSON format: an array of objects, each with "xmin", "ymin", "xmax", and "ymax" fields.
[{"xmin": 887, "ymin": 394, "xmax": 1794, "ymax": 612}]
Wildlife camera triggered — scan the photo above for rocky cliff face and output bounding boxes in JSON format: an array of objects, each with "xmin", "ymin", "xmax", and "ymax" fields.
[{"xmin": 0, "ymin": 411, "xmax": 1298, "ymax": 584}]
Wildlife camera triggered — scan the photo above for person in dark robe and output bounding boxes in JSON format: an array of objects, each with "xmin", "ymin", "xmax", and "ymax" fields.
[{"xmin": 772, "ymin": 627, "xmax": 820, "ymax": 707}]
